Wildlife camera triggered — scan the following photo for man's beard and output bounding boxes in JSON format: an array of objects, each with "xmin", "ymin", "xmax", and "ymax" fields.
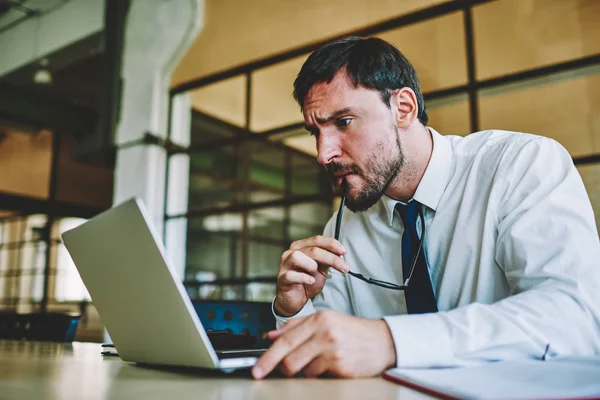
[{"xmin": 327, "ymin": 127, "xmax": 404, "ymax": 212}]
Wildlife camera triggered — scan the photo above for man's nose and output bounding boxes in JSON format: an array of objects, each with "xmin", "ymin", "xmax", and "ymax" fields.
[{"xmin": 316, "ymin": 134, "xmax": 342, "ymax": 166}]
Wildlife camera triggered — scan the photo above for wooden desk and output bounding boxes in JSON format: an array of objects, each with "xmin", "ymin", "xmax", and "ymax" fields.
[{"xmin": 0, "ymin": 341, "xmax": 432, "ymax": 400}]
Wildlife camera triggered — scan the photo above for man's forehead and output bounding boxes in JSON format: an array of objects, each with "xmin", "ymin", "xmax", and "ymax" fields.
[
  {"xmin": 305, "ymin": 72, "xmax": 353, "ymax": 98},
  {"xmin": 303, "ymin": 73, "xmax": 357, "ymax": 114}
]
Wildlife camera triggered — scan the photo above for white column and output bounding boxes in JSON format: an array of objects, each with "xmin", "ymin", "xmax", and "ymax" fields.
[
  {"xmin": 107, "ymin": 0, "xmax": 203, "ymax": 342},
  {"xmin": 112, "ymin": 0, "xmax": 203, "ymax": 240}
]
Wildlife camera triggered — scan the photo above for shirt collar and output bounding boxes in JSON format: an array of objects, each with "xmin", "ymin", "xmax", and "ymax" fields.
[{"xmin": 382, "ymin": 127, "xmax": 454, "ymax": 226}]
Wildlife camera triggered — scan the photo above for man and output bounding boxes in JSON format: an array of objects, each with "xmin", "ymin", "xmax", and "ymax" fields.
[{"xmin": 251, "ymin": 37, "xmax": 600, "ymax": 379}]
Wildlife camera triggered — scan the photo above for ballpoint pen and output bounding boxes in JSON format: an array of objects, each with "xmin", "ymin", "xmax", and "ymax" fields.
[{"xmin": 334, "ymin": 180, "xmax": 346, "ymax": 242}]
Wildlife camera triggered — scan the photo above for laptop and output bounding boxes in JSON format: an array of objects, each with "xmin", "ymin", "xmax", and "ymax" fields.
[{"xmin": 62, "ymin": 198, "xmax": 267, "ymax": 371}]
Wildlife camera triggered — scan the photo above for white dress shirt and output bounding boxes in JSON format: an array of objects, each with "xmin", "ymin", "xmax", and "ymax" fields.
[{"xmin": 273, "ymin": 127, "xmax": 600, "ymax": 368}]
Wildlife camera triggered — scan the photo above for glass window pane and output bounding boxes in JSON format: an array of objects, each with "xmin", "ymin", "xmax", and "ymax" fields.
[
  {"xmin": 426, "ymin": 94, "xmax": 471, "ymax": 136},
  {"xmin": 376, "ymin": 12, "xmax": 467, "ymax": 92},
  {"xmin": 55, "ymin": 244, "xmax": 91, "ymax": 302},
  {"xmin": 190, "ymin": 284, "xmax": 246, "ymax": 301},
  {"xmin": 188, "ymin": 140, "xmax": 298, "ymax": 211},
  {"xmin": 246, "ymin": 282, "xmax": 276, "ymax": 302},
  {"xmin": 473, "ymin": 0, "xmax": 600, "ymax": 80},
  {"xmin": 247, "ymin": 241, "xmax": 282, "ymax": 278},
  {"xmin": 248, "ymin": 207, "xmax": 286, "ymax": 241},
  {"xmin": 0, "ymin": 221, "xmax": 5, "ymax": 294},
  {"xmin": 248, "ymin": 141, "xmax": 286, "ymax": 203},
  {"xmin": 291, "ymin": 151, "xmax": 328, "ymax": 196},
  {"xmin": 578, "ymin": 163, "xmax": 600, "ymax": 233},
  {"xmin": 478, "ymin": 66, "xmax": 600, "ymax": 157},
  {"xmin": 0, "ymin": 219, "xmax": 19, "ymax": 277},
  {"xmin": 0, "ymin": 248, "xmax": 6, "ymax": 300},
  {"xmin": 26, "ymin": 215, "xmax": 47, "ymax": 241},
  {"xmin": 190, "ymin": 108, "xmax": 241, "ymax": 146},
  {"xmin": 289, "ymin": 202, "xmax": 331, "ymax": 241},
  {"xmin": 165, "ymin": 217, "xmax": 188, "ymax": 279},
  {"xmin": 0, "ymin": 217, "xmax": 21, "ymax": 306},
  {"xmin": 251, "ymin": 55, "xmax": 307, "ymax": 132},
  {"xmin": 188, "ymin": 145, "xmax": 238, "ymax": 210},
  {"xmin": 55, "ymin": 218, "xmax": 90, "ymax": 302},
  {"xmin": 186, "ymin": 214, "xmax": 241, "ymax": 280},
  {"xmin": 221, "ymin": 285, "xmax": 245, "ymax": 301},
  {"xmin": 283, "ymin": 133, "xmax": 317, "ymax": 157},
  {"xmin": 190, "ymin": 75, "xmax": 247, "ymax": 128},
  {"xmin": 17, "ymin": 241, "xmax": 46, "ymax": 304}
]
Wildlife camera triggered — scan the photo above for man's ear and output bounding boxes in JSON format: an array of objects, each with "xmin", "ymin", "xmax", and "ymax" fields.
[{"xmin": 390, "ymin": 87, "xmax": 419, "ymax": 129}]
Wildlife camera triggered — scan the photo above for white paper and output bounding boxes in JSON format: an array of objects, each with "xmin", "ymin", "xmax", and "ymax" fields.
[{"xmin": 385, "ymin": 357, "xmax": 600, "ymax": 400}]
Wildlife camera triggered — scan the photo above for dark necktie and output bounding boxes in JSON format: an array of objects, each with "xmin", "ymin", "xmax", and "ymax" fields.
[{"xmin": 396, "ymin": 201, "xmax": 438, "ymax": 314}]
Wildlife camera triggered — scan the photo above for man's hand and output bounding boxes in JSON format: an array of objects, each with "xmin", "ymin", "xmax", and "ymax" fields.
[
  {"xmin": 252, "ymin": 310, "xmax": 397, "ymax": 379},
  {"xmin": 275, "ymin": 236, "xmax": 350, "ymax": 317}
]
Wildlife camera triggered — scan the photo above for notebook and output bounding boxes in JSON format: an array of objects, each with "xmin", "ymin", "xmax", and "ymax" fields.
[{"xmin": 383, "ymin": 357, "xmax": 600, "ymax": 400}]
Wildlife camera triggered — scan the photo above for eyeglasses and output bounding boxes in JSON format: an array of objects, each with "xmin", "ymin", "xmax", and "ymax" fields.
[{"xmin": 334, "ymin": 194, "xmax": 425, "ymax": 290}]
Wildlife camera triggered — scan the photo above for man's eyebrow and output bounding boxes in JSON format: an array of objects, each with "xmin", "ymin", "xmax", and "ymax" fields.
[{"xmin": 304, "ymin": 107, "xmax": 355, "ymax": 132}]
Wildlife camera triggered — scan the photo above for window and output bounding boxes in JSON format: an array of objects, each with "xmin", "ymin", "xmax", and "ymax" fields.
[
  {"xmin": 168, "ymin": 0, "xmax": 600, "ymax": 302},
  {"xmin": 54, "ymin": 218, "xmax": 91, "ymax": 302},
  {"xmin": 0, "ymin": 215, "xmax": 90, "ymax": 312}
]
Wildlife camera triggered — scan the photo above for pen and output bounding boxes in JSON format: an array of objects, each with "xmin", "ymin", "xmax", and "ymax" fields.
[
  {"xmin": 542, "ymin": 343, "xmax": 550, "ymax": 361},
  {"xmin": 334, "ymin": 179, "xmax": 347, "ymax": 241}
]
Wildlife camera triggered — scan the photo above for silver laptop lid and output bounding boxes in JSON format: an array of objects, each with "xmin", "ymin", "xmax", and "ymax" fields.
[{"xmin": 62, "ymin": 198, "xmax": 219, "ymax": 368}]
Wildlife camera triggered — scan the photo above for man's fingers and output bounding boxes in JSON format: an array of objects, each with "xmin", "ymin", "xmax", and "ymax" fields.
[
  {"xmin": 252, "ymin": 317, "xmax": 316, "ymax": 379},
  {"xmin": 266, "ymin": 317, "xmax": 305, "ymax": 340},
  {"xmin": 289, "ymin": 235, "xmax": 346, "ymax": 255},
  {"xmin": 279, "ymin": 338, "xmax": 325, "ymax": 377},
  {"xmin": 283, "ymin": 250, "xmax": 319, "ymax": 275},
  {"xmin": 279, "ymin": 270, "xmax": 315, "ymax": 286},
  {"xmin": 299, "ymin": 247, "xmax": 349, "ymax": 275},
  {"xmin": 302, "ymin": 355, "xmax": 329, "ymax": 378},
  {"xmin": 283, "ymin": 248, "xmax": 349, "ymax": 276}
]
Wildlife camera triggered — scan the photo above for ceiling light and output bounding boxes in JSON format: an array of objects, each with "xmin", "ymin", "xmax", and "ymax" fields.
[{"xmin": 33, "ymin": 58, "xmax": 53, "ymax": 85}]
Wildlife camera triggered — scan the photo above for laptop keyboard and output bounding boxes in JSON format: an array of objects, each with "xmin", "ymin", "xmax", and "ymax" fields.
[{"xmin": 216, "ymin": 349, "xmax": 267, "ymax": 359}]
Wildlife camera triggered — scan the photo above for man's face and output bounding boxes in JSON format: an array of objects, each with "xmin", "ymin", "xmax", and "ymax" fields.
[{"xmin": 303, "ymin": 71, "xmax": 404, "ymax": 212}]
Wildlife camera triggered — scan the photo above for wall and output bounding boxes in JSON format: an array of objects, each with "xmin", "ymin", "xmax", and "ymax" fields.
[
  {"xmin": 0, "ymin": 128, "xmax": 52, "ymax": 199},
  {"xmin": 56, "ymin": 135, "xmax": 113, "ymax": 210},
  {"xmin": 171, "ymin": 0, "xmax": 446, "ymax": 86}
]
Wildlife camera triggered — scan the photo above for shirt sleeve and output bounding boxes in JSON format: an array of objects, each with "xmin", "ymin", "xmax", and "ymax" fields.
[
  {"xmin": 384, "ymin": 137, "xmax": 600, "ymax": 368},
  {"xmin": 272, "ymin": 212, "xmax": 354, "ymax": 328}
]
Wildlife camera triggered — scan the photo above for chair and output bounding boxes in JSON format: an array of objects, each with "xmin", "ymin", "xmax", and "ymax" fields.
[
  {"xmin": 0, "ymin": 312, "xmax": 80, "ymax": 342},
  {"xmin": 191, "ymin": 300, "xmax": 275, "ymax": 350}
]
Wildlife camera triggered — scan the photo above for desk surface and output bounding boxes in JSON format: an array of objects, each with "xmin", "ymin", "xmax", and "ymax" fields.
[{"xmin": 0, "ymin": 341, "xmax": 432, "ymax": 400}]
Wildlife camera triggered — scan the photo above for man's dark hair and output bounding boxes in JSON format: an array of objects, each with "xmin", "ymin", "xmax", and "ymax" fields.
[{"xmin": 293, "ymin": 36, "xmax": 428, "ymax": 125}]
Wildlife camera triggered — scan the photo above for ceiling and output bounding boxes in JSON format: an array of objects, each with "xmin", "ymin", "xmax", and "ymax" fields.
[
  {"xmin": 1, "ymin": 36, "xmax": 105, "ymax": 110},
  {"xmin": 171, "ymin": 0, "xmax": 447, "ymax": 87},
  {"xmin": 0, "ymin": 0, "xmax": 70, "ymax": 32}
]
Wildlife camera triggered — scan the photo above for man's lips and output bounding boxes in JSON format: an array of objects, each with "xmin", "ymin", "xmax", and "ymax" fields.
[
  {"xmin": 335, "ymin": 173, "xmax": 356, "ymax": 185},
  {"xmin": 334, "ymin": 171, "xmax": 354, "ymax": 179}
]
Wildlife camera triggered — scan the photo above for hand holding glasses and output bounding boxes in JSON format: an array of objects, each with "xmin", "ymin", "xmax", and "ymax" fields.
[{"xmin": 334, "ymin": 185, "xmax": 425, "ymax": 291}]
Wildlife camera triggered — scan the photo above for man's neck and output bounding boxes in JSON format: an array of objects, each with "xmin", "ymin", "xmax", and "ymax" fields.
[{"xmin": 385, "ymin": 125, "xmax": 433, "ymax": 202}]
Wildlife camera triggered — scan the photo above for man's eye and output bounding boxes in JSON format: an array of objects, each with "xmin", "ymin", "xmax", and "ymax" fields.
[{"xmin": 336, "ymin": 118, "xmax": 352, "ymax": 129}]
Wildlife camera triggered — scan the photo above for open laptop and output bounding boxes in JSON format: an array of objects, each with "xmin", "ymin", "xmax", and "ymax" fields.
[{"xmin": 62, "ymin": 198, "xmax": 267, "ymax": 371}]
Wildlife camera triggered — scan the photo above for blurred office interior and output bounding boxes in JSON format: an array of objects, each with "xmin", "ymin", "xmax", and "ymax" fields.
[{"xmin": 0, "ymin": 0, "xmax": 598, "ymax": 342}]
